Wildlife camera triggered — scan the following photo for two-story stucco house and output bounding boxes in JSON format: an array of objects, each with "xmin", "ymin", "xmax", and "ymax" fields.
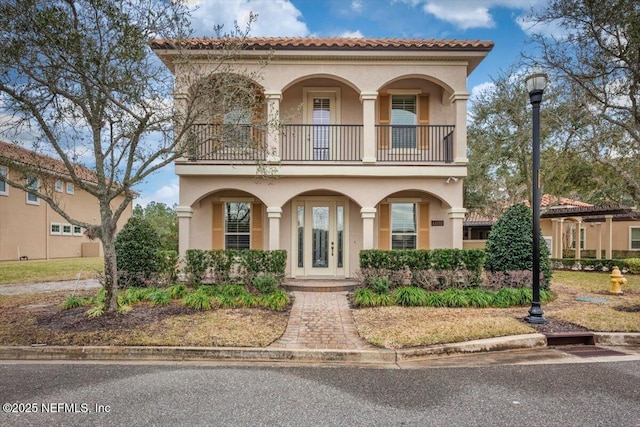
[
  {"xmin": 152, "ymin": 37, "xmax": 493, "ymax": 279},
  {"xmin": 0, "ymin": 141, "xmax": 133, "ymax": 261}
]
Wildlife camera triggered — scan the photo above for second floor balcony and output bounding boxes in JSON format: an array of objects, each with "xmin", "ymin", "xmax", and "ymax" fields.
[{"xmin": 186, "ymin": 123, "xmax": 455, "ymax": 164}]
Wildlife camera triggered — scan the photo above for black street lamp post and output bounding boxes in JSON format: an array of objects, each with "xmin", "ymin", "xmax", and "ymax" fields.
[{"xmin": 525, "ymin": 69, "xmax": 548, "ymax": 324}]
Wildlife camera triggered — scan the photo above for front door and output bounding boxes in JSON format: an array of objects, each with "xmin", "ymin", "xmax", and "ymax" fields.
[{"xmin": 294, "ymin": 199, "xmax": 347, "ymax": 277}]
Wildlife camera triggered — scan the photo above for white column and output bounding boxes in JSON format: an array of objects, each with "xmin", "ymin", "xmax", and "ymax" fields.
[
  {"xmin": 449, "ymin": 91, "xmax": 470, "ymax": 164},
  {"xmin": 265, "ymin": 91, "xmax": 282, "ymax": 163},
  {"xmin": 605, "ymin": 215, "xmax": 613, "ymax": 259},
  {"xmin": 551, "ymin": 219, "xmax": 559, "ymax": 258},
  {"xmin": 361, "ymin": 207, "xmax": 376, "ymax": 249},
  {"xmin": 360, "ymin": 91, "xmax": 378, "ymax": 163},
  {"xmin": 575, "ymin": 219, "xmax": 582, "ymax": 260},
  {"xmin": 558, "ymin": 219, "xmax": 564, "ymax": 258},
  {"xmin": 447, "ymin": 208, "xmax": 466, "ymax": 249},
  {"xmin": 175, "ymin": 206, "xmax": 193, "ymax": 258},
  {"xmin": 595, "ymin": 222, "xmax": 602, "ymax": 260},
  {"xmin": 267, "ymin": 207, "xmax": 282, "ymax": 250}
]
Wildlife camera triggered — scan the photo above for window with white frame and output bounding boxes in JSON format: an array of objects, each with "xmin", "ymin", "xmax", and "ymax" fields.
[
  {"xmin": 66, "ymin": 182, "xmax": 74, "ymax": 194},
  {"xmin": 55, "ymin": 180, "xmax": 63, "ymax": 192},
  {"xmin": 50, "ymin": 223, "xmax": 62, "ymax": 235},
  {"xmin": 73, "ymin": 225, "xmax": 83, "ymax": 236},
  {"xmin": 0, "ymin": 167, "xmax": 8, "ymax": 196},
  {"xmin": 391, "ymin": 203, "xmax": 417, "ymax": 250},
  {"xmin": 631, "ymin": 227, "xmax": 640, "ymax": 250},
  {"xmin": 62, "ymin": 224, "xmax": 72, "ymax": 235},
  {"xmin": 26, "ymin": 175, "xmax": 39, "ymax": 205},
  {"xmin": 224, "ymin": 202, "xmax": 250, "ymax": 249},
  {"xmin": 391, "ymin": 95, "xmax": 417, "ymax": 149}
]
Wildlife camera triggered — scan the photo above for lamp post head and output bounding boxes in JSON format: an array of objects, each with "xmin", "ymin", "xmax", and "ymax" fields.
[{"xmin": 526, "ymin": 68, "xmax": 548, "ymax": 101}]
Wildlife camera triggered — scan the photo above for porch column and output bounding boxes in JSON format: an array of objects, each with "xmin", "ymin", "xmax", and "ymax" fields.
[
  {"xmin": 449, "ymin": 91, "xmax": 470, "ymax": 164},
  {"xmin": 575, "ymin": 219, "xmax": 582, "ymax": 260},
  {"xmin": 175, "ymin": 206, "xmax": 193, "ymax": 258},
  {"xmin": 595, "ymin": 222, "xmax": 602, "ymax": 260},
  {"xmin": 265, "ymin": 91, "xmax": 282, "ymax": 162},
  {"xmin": 267, "ymin": 207, "xmax": 282, "ymax": 250},
  {"xmin": 558, "ymin": 219, "xmax": 564, "ymax": 258},
  {"xmin": 551, "ymin": 219, "xmax": 559, "ymax": 258},
  {"xmin": 447, "ymin": 208, "xmax": 466, "ymax": 249},
  {"xmin": 605, "ymin": 215, "xmax": 613, "ymax": 259},
  {"xmin": 361, "ymin": 207, "xmax": 376, "ymax": 249},
  {"xmin": 360, "ymin": 91, "xmax": 378, "ymax": 163}
]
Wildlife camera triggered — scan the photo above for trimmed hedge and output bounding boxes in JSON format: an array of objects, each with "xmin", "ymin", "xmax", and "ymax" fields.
[
  {"xmin": 551, "ymin": 258, "xmax": 639, "ymax": 273},
  {"xmin": 359, "ymin": 249, "xmax": 485, "ymax": 272},
  {"xmin": 184, "ymin": 249, "xmax": 287, "ymax": 287},
  {"xmin": 359, "ymin": 249, "xmax": 485, "ymax": 287}
]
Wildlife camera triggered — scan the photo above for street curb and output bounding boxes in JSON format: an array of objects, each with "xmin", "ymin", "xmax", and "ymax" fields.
[
  {"xmin": 0, "ymin": 334, "xmax": 547, "ymax": 364},
  {"xmin": 594, "ymin": 332, "xmax": 640, "ymax": 346},
  {"xmin": 396, "ymin": 334, "xmax": 548, "ymax": 361}
]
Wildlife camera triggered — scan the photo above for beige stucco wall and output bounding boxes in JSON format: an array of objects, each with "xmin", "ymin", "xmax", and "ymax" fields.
[
  {"xmin": 180, "ymin": 174, "xmax": 462, "ymax": 277},
  {"xmin": 0, "ymin": 170, "xmax": 133, "ymax": 261}
]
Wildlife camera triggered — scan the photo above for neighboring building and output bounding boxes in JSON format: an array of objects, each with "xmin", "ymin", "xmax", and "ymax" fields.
[
  {"xmin": 152, "ymin": 37, "xmax": 493, "ymax": 278},
  {"xmin": 463, "ymin": 195, "xmax": 640, "ymax": 259},
  {"xmin": 0, "ymin": 141, "xmax": 133, "ymax": 261}
]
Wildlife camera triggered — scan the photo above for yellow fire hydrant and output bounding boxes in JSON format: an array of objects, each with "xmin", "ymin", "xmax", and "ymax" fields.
[{"xmin": 610, "ymin": 266, "xmax": 627, "ymax": 295}]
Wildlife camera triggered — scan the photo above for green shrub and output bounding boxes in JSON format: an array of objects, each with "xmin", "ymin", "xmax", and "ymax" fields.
[
  {"xmin": 61, "ymin": 295, "xmax": 88, "ymax": 310},
  {"xmin": 375, "ymin": 293, "xmax": 396, "ymax": 306},
  {"xmin": 484, "ymin": 204, "xmax": 552, "ymax": 290},
  {"xmin": 352, "ymin": 288, "xmax": 377, "ymax": 308},
  {"xmin": 86, "ymin": 303, "xmax": 105, "ymax": 318},
  {"xmin": 119, "ymin": 287, "xmax": 146, "ymax": 304},
  {"xmin": 424, "ymin": 291, "xmax": 446, "ymax": 307},
  {"xmin": 147, "ymin": 289, "xmax": 171, "ymax": 306},
  {"xmin": 371, "ymin": 276, "xmax": 391, "ymax": 295},
  {"xmin": 197, "ymin": 285, "xmax": 220, "ymax": 297},
  {"xmin": 236, "ymin": 293, "xmax": 260, "ymax": 308},
  {"xmin": 115, "ymin": 217, "xmax": 163, "ymax": 287},
  {"xmin": 625, "ymin": 258, "xmax": 640, "ymax": 274},
  {"xmin": 394, "ymin": 287, "xmax": 428, "ymax": 306},
  {"xmin": 463, "ymin": 289, "xmax": 493, "ymax": 308},
  {"xmin": 261, "ymin": 290, "xmax": 290, "ymax": 311},
  {"xmin": 492, "ymin": 288, "xmax": 527, "ymax": 307},
  {"xmin": 167, "ymin": 284, "xmax": 187, "ymax": 299},
  {"xmin": 157, "ymin": 250, "xmax": 179, "ymax": 284},
  {"xmin": 184, "ymin": 250, "xmax": 212, "ymax": 285},
  {"xmin": 251, "ymin": 274, "xmax": 278, "ymax": 295},
  {"xmin": 440, "ymin": 289, "xmax": 470, "ymax": 307},
  {"xmin": 220, "ymin": 284, "xmax": 249, "ymax": 298},
  {"xmin": 181, "ymin": 291, "xmax": 212, "ymax": 311}
]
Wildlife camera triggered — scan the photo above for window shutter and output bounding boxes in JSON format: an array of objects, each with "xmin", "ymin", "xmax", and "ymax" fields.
[
  {"xmin": 251, "ymin": 202, "xmax": 263, "ymax": 249},
  {"xmin": 418, "ymin": 202, "xmax": 430, "ymax": 249},
  {"xmin": 378, "ymin": 95, "xmax": 390, "ymax": 150},
  {"xmin": 418, "ymin": 94, "xmax": 430, "ymax": 149},
  {"xmin": 378, "ymin": 203, "xmax": 390, "ymax": 250},
  {"xmin": 212, "ymin": 202, "xmax": 224, "ymax": 249}
]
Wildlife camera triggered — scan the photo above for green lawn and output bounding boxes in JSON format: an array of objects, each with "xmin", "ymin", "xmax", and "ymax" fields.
[{"xmin": 0, "ymin": 258, "xmax": 104, "ymax": 285}]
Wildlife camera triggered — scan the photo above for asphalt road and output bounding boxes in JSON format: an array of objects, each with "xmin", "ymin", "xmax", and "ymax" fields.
[{"xmin": 1, "ymin": 361, "xmax": 638, "ymax": 426}]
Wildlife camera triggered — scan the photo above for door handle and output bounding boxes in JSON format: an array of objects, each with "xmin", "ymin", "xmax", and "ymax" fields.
[{"xmin": 331, "ymin": 241, "xmax": 334, "ymax": 256}]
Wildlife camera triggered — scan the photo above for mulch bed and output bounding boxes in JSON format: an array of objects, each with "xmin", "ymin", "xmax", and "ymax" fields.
[{"xmin": 35, "ymin": 303, "xmax": 196, "ymax": 333}]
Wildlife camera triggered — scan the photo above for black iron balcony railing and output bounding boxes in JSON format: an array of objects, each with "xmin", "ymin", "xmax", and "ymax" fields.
[
  {"xmin": 187, "ymin": 124, "xmax": 267, "ymax": 161},
  {"xmin": 376, "ymin": 125, "xmax": 455, "ymax": 163},
  {"xmin": 280, "ymin": 124, "xmax": 362, "ymax": 162},
  {"xmin": 185, "ymin": 123, "xmax": 455, "ymax": 163}
]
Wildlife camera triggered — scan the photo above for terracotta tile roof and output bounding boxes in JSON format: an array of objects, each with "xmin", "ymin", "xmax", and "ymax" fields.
[
  {"xmin": 0, "ymin": 140, "xmax": 97, "ymax": 183},
  {"xmin": 464, "ymin": 212, "xmax": 496, "ymax": 226},
  {"xmin": 150, "ymin": 37, "xmax": 494, "ymax": 52},
  {"xmin": 524, "ymin": 194, "xmax": 593, "ymax": 209}
]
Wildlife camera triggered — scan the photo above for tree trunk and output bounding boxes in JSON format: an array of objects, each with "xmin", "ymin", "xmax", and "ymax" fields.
[{"xmin": 100, "ymin": 215, "xmax": 119, "ymax": 313}]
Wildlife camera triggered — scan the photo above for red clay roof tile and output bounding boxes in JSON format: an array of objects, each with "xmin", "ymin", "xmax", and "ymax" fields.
[{"xmin": 150, "ymin": 37, "xmax": 494, "ymax": 52}]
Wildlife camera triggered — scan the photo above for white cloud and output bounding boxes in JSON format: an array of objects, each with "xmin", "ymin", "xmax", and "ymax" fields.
[
  {"xmin": 340, "ymin": 30, "xmax": 364, "ymax": 38},
  {"xmin": 470, "ymin": 81, "xmax": 496, "ymax": 100},
  {"xmin": 188, "ymin": 0, "xmax": 309, "ymax": 37},
  {"xmin": 350, "ymin": 0, "xmax": 363, "ymax": 13},
  {"xmin": 135, "ymin": 180, "xmax": 179, "ymax": 208},
  {"xmin": 395, "ymin": 0, "xmax": 544, "ymax": 30}
]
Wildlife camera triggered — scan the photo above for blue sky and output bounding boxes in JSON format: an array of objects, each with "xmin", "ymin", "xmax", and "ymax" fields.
[{"xmin": 137, "ymin": 0, "xmax": 546, "ymax": 207}]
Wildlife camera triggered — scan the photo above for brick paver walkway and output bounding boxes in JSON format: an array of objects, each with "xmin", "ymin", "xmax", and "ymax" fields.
[{"xmin": 270, "ymin": 290, "xmax": 374, "ymax": 350}]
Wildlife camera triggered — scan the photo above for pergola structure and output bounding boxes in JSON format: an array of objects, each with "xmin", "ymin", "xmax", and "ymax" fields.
[{"xmin": 543, "ymin": 204, "xmax": 639, "ymax": 259}]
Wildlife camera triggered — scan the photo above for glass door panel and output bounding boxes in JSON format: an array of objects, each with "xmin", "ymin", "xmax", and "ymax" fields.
[{"xmin": 312, "ymin": 206, "xmax": 329, "ymax": 268}]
